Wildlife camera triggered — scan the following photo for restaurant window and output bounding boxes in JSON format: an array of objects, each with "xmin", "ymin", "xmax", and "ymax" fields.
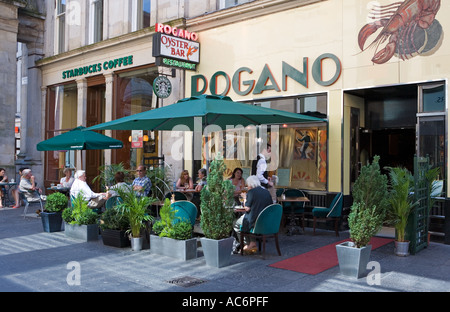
[
  {"xmin": 222, "ymin": 94, "xmax": 328, "ymax": 190},
  {"xmin": 132, "ymin": 0, "xmax": 151, "ymax": 31},
  {"xmin": 56, "ymin": 0, "xmax": 66, "ymax": 53},
  {"xmin": 45, "ymin": 83, "xmax": 78, "ymax": 182},
  {"xmin": 114, "ymin": 67, "xmax": 159, "ymax": 169},
  {"xmin": 89, "ymin": 0, "xmax": 103, "ymax": 44}
]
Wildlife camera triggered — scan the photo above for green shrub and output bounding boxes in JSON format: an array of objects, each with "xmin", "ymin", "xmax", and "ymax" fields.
[
  {"xmin": 200, "ymin": 154, "xmax": 235, "ymax": 240},
  {"xmin": 64, "ymin": 193, "xmax": 98, "ymax": 225},
  {"xmin": 100, "ymin": 207, "xmax": 129, "ymax": 230},
  {"xmin": 45, "ymin": 192, "xmax": 68, "ymax": 212},
  {"xmin": 348, "ymin": 155, "xmax": 388, "ymax": 248},
  {"xmin": 152, "ymin": 199, "xmax": 193, "ymax": 240}
]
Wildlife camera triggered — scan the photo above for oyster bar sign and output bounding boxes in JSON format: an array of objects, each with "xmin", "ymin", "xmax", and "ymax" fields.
[{"xmin": 153, "ymin": 23, "xmax": 200, "ymax": 69}]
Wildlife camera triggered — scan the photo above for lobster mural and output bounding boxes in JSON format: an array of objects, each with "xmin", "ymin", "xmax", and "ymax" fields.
[{"xmin": 358, "ymin": 0, "xmax": 442, "ymax": 64}]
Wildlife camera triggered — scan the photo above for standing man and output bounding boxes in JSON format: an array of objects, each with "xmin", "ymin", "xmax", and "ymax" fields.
[
  {"xmin": 251, "ymin": 143, "xmax": 273, "ymax": 189},
  {"xmin": 132, "ymin": 165, "xmax": 152, "ymax": 197}
]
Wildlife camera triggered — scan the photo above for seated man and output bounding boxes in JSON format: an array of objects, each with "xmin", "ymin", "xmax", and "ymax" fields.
[
  {"xmin": 233, "ymin": 175, "xmax": 273, "ymax": 254},
  {"xmin": 70, "ymin": 170, "xmax": 109, "ymax": 208},
  {"xmin": 132, "ymin": 165, "xmax": 152, "ymax": 197},
  {"xmin": 19, "ymin": 169, "xmax": 44, "ymax": 202}
]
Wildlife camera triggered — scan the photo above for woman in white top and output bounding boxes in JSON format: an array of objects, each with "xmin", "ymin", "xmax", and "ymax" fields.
[{"xmin": 60, "ymin": 168, "xmax": 75, "ymax": 188}]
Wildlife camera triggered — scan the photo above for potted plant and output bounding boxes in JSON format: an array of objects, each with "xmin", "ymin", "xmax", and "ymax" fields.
[
  {"xmin": 62, "ymin": 193, "xmax": 99, "ymax": 241},
  {"xmin": 99, "ymin": 206, "xmax": 130, "ymax": 248},
  {"xmin": 336, "ymin": 155, "xmax": 388, "ymax": 278},
  {"xmin": 199, "ymin": 154, "xmax": 236, "ymax": 268},
  {"xmin": 150, "ymin": 199, "xmax": 197, "ymax": 260},
  {"xmin": 41, "ymin": 192, "xmax": 68, "ymax": 232},
  {"xmin": 385, "ymin": 166, "xmax": 419, "ymax": 256},
  {"xmin": 93, "ymin": 162, "xmax": 132, "ymax": 191},
  {"xmin": 116, "ymin": 187, "xmax": 155, "ymax": 251}
]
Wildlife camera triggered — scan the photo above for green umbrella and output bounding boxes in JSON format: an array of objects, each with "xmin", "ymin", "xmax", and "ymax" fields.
[
  {"xmin": 86, "ymin": 95, "xmax": 325, "ymax": 131},
  {"xmin": 37, "ymin": 126, "xmax": 124, "ymax": 151}
]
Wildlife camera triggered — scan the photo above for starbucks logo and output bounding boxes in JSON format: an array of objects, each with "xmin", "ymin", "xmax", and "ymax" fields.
[{"xmin": 153, "ymin": 76, "xmax": 172, "ymax": 98}]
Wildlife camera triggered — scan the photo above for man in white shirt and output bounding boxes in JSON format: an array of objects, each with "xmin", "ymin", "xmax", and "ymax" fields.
[
  {"xmin": 251, "ymin": 143, "xmax": 273, "ymax": 189},
  {"xmin": 70, "ymin": 170, "xmax": 109, "ymax": 208}
]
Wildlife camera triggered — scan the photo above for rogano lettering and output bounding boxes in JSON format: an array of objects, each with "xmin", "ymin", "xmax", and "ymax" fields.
[
  {"xmin": 62, "ymin": 55, "xmax": 133, "ymax": 79},
  {"xmin": 191, "ymin": 53, "xmax": 341, "ymax": 96}
]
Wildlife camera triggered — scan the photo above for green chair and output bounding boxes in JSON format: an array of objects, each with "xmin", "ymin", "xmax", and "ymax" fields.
[
  {"xmin": 105, "ymin": 196, "xmax": 122, "ymax": 210},
  {"xmin": 281, "ymin": 189, "xmax": 306, "ymax": 231},
  {"xmin": 312, "ymin": 192, "xmax": 343, "ymax": 236},
  {"xmin": 164, "ymin": 191, "xmax": 187, "ymax": 201},
  {"xmin": 276, "ymin": 188, "xmax": 285, "ymax": 198},
  {"xmin": 171, "ymin": 200, "xmax": 197, "ymax": 227},
  {"xmin": 240, "ymin": 203, "xmax": 283, "ymax": 259}
]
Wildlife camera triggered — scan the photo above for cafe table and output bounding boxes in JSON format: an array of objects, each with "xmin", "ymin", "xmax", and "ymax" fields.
[
  {"xmin": 277, "ymin": 196, "xmax": 310, "ymax": 235},
  {"xmin": 0, "ymin": 182, "xmax": 18, "ymax": 206}
]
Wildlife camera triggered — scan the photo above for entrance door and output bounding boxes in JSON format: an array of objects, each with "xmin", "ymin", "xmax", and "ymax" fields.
[
  {"xmin": 86, "ymin": 85, "xmax": 105, "ymax": 191},
  {"xmin": 350, "ymin": 107, "xmax": 360, "ymax": 185}
]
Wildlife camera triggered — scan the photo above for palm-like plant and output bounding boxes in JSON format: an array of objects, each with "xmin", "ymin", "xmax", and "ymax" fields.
[
  {"xmin": 93, "ymin": 163, "xmax": 132, "ymax": 191},
  {"xmin": 386, "ymin": 166, "xmax": 418, "ymax": 242},
  {"xmin": 116, "ymin": 187, "xmax": 156, "ymax": 238}
]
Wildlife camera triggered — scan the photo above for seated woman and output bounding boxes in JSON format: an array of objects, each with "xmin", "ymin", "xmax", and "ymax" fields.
[
  {"xmin": 107, "ymin": 171, "xmax": 131, "ymax": 197},
  {"xmin": 229, "ymin": 167, "xmax": 246, "ymax": 206},
  {"xmin": 0, "ymin": 167, "xmax": 20, "ymax": 208},
  {"xmin": 176, "ymin": 170, "xmax": 194, "ymax": 190},
  {"xmin": 70, "ymin": 170, "xmax": 109, "ymax": 208},
  {"xmin": 19, "ymin": 169, "xmax": 44, "ymax": 203},
  {"xmin": 60, "ymin": 168, "xmax": 75, "ymax": 189}
]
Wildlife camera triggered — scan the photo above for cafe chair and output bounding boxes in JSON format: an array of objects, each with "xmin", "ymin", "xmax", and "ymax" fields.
[
  {"xmin": 171, "ymin": 200, "xmax": 197, "ymax": 227},
  {"xmin": 240, "ymin": 203, "xmax": 283, "ymax": 259},
  {"xmin": 105, "ymin": 196, "xmax": 122, "ymax": 210},
  {"xmin": 164, "ymin": 191, "xmax": 187, "ymax": 201},
  {"xmin": 19, "ymin": 190, "xmax": 45, "ymax": 218},
  {"xmin": 281, "ymin": 189, "xmax": 306, "ymax": 231},
  {"xmin": 276, "ymin": 188, "xmax": 285, "ymax": 198},
  {"xmin": 312, "ymin": 192, "xmax": 343, "ymax": 236}
]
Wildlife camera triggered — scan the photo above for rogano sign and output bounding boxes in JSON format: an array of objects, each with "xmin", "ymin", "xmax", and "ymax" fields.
[
  {"xmin": 191, "ymin": 53, "xmax": 341, "ymax": 96},
  {"xmin": 62, "ymin": 55, "xmax": 134, "ymax": 80}
]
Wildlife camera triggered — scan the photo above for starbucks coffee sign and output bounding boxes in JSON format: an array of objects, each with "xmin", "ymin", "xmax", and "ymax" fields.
[{"xmin": 153, "ymin": 76, "xmax": 172, "ymax": 98}]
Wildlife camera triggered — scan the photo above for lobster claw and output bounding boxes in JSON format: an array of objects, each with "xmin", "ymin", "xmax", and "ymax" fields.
[
  {"xmin": 358, "ymin": 19, "xmax": 389, "ymax": 51},
  {"xmin": 372, "ymin": 41, "xmax": 396, "ymax": 64}
]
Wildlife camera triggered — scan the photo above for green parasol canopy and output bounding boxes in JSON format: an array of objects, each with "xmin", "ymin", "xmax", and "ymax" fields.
[
  {"xmin": 86, "ymin": 94, "xmax": 325, "ymax": 131},
  {"xmin": 37, "ymin": 126, "xmax": 123, "ymax": 151}
]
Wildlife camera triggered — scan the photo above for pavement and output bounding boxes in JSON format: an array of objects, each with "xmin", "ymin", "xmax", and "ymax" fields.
[{"xmin": 1, "ymin": 206, "xmax": 450, "ymax": 298}]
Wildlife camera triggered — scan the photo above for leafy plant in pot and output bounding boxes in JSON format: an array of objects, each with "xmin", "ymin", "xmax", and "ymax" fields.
[
  {"xmin": 99, "ymin": 205, "xmax": 130, "ymax": 248},
  {"xmin": 336, "ymin": 155, "xmax": 388, "ymax": 278},
  {"xmin": 200, "ymin": 154, "xmax": 236, "ymax": 268},
  {"xmin": 41, "ymin": 192, "xmax": 68, "ymax": 232},
  {"xmin": 62, "ymin": 192, "xmax": 99, "ymax": 241},
  {"xmin": 385, "ymin": 166, "xmax": 418, "ymax": 256},
  {"xmin": 151, "ymin": 199, "xmax": 197, "ymax": 260},
  {"xmin": 116, "ymin": 187, "xmax": 155, "ymax": 251}
]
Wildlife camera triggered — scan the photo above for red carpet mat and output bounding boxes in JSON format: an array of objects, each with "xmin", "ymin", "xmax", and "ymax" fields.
[{"xmin": 269, "ymin": 237, "xmax": 393, "ymax": 275}]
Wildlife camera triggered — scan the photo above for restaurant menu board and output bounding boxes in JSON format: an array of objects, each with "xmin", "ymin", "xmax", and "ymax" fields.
[{"xmin": 276, "ymin": 168, "xmax": 291, "ymax": 186}]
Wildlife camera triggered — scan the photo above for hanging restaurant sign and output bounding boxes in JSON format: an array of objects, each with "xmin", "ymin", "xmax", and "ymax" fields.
[{"xmin": 153, "ymin": 23, "xmax": 200, "ymax": 71}]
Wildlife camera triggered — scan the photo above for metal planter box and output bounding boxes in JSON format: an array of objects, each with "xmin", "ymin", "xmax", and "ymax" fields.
[
  {"xmin": 150, "ymin": 235, "xmax": 197, "ymax": 260},
  {"xmin": 64, "ymin": 222, "xmax": 99, "ymax": 241},
  {"xmin": 200, "ymin": 237, "xmax": 234, "ymax": 268},
  {"xmin": 41, "ymin": 212, "xmax": 63, "ymax": 233},
  {"xmin": 336, "ymin": 241, "xmax": 372, "ymax": 278}
]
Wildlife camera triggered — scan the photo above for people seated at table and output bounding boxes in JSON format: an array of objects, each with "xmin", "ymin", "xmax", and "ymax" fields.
[
  {"xmin": 194, "ymin": 168, "xmax": 207, "ymax": 192},
  {"xmin": 132, "ymin": 165, "xmax": 152, "ymax": 197},
  {"xmin": 19, "ymin": 169, "xmax": 45, "ymax": 203},
  {"xmin": 70, "ymin": 170, "xmax": 109, "ymax": 209},
  {"xmin": 229, "ymin": 167, "xmax": 246, "ymax": 206},
  {"xmin": 176, "ymin": 170, "xmax": 194, "ymax": 190},
  {"xmin": 233, "ymin": 175, "xmax": 273, "ymax": 254},
  {"xmin": 0, "ymin": 167, "xmax": 20, "ymax": 208},
  {"xmin": 107, "ymin": 171, "xmax": 131, "ymax": 197},
  {"xmin": 60, "ymin": 168, "xmax": 75, "ymax": 189}
]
